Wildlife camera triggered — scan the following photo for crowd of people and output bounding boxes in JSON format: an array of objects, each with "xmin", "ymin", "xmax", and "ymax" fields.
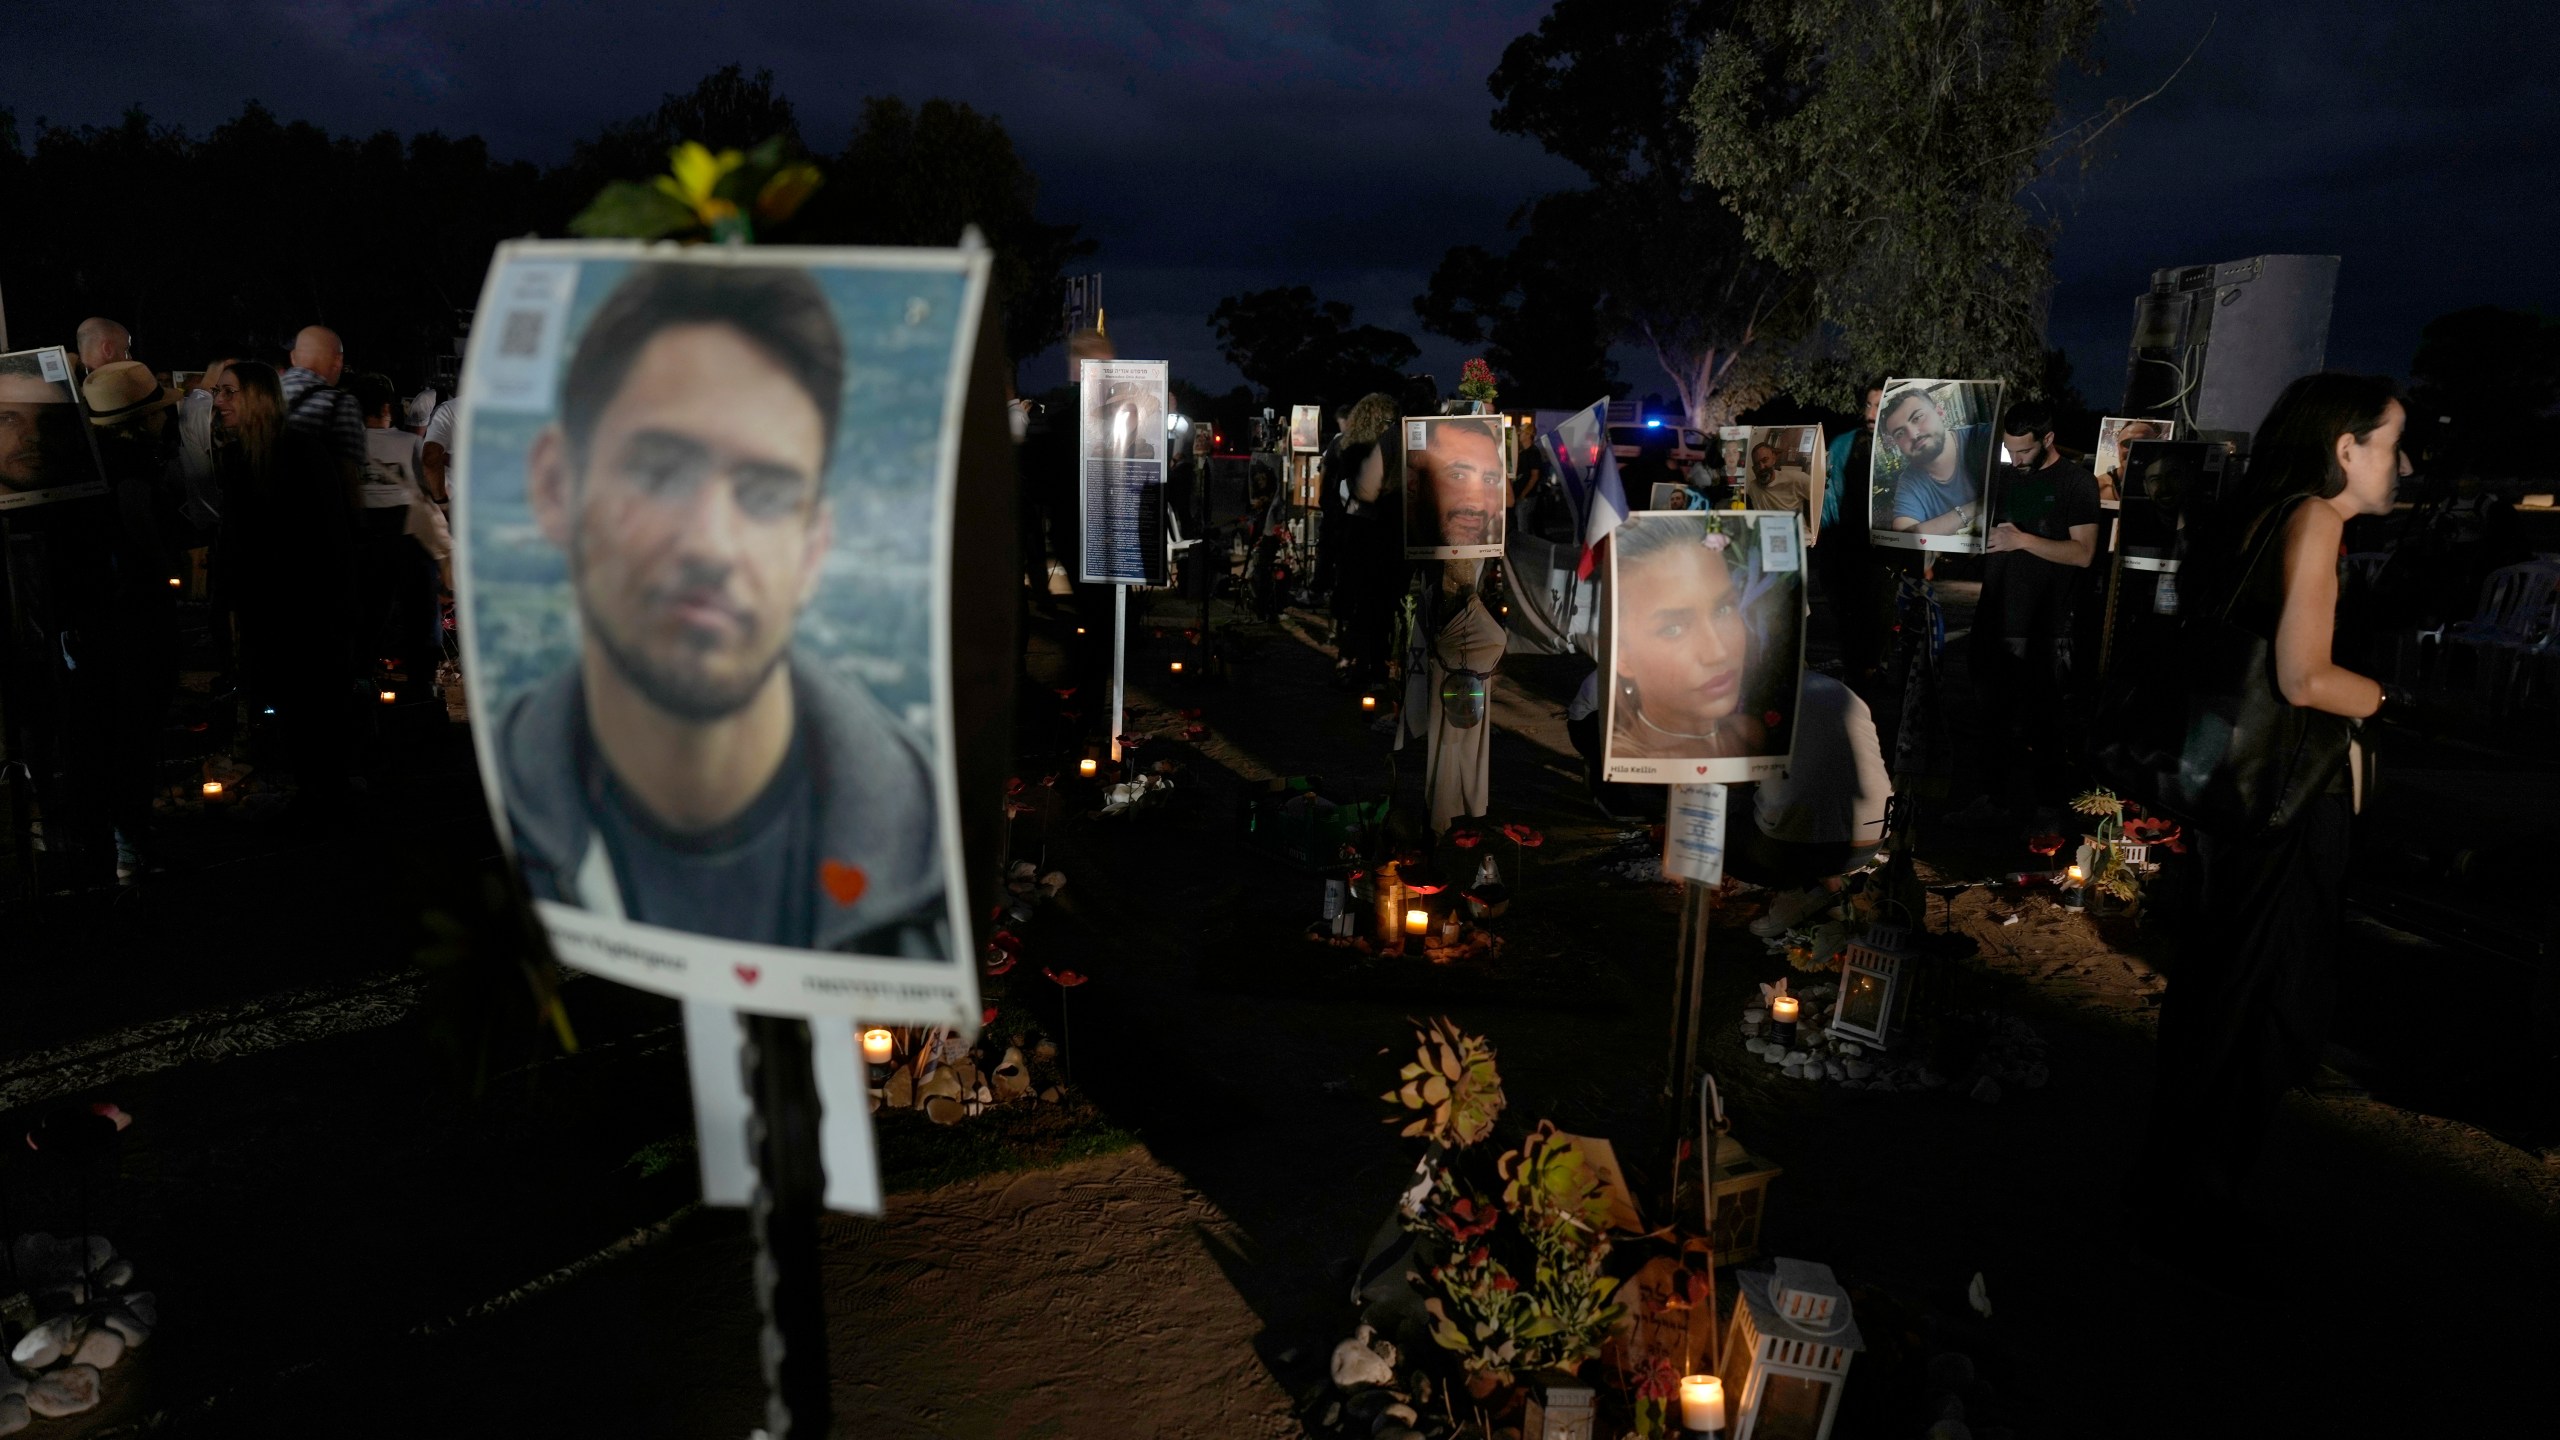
[{"xmin": 3, "ymin": 317, "xmax": 454, "ymax": 888}]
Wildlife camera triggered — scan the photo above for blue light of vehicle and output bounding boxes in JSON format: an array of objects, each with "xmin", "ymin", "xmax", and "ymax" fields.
[{"xmin": 1645, "ymin": 419, "xmax": 1662, "ymax": 428}]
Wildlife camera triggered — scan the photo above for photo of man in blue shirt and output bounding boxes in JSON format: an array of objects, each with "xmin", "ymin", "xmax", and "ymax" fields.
[{"xmin": 1879, "ymin": 382, "xmax": 1992, "ymax": 538}]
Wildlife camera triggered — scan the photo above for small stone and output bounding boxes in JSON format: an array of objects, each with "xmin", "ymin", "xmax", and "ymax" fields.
[
  {"xmin": 121, "ymin": 1292, "xmax": 157, "ymax": 1328},
  {"xmin": 0, "ymin": 1395, "xmax": 25, "ymax": 1438},
  {"xmin": 1331, "ymin": 1326, "xmax": 1396, "ymax": 1388},
  {"xmin": 95, "ymin": 1258, "xmax": 134, "ymax": 1291},
  {"xmin": 1837, "ymin": 1040, "xmax": 1863, "ymax": 1058},
  {"xmin": 1744, "ymin": 1037, "xmax": 1769, "ymax": 1055},
  {"xmin": 0, "ymin": 1371, "xmax": 22, "ymax": 1402},
  {"xmin": 1970, "ymin": 1076, "xmax": 2003, "ymax": 1104},
  {"xmin": 1846, "ymin": 1059, "xmax": 1875, "ymax": 1080},
  {"xmin": 1762, "ymin": 1047, "xmax": 1785, "ymax": 1066},
  {"xmin": 1823, "ymin": 1058, "xmax": 1847, "ymax": 1080},
  {"xmin": 101, "ymin": 1307, "xmax": 151, "ymax": 1349},
  {"xmin": 72, "ymin": 1328, "xmax": 124, "ymax": 1370},
  {"xmin": 1374, "ymin": 1402, "xmax": 1420, "ymax": 1432},
  {"xmin": 1795, "ymin": 1062, "xmax": 1821, "ymax": 1081},
  {"xmin": 25, "ymin": 1366, "xmax": 100, "ymax": 1419},
  {"xmin": 9, "ymin": 1311, "xmax": 86, "ymax": 1369}
]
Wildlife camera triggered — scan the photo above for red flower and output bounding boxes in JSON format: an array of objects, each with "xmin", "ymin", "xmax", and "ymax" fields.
[
  {"xmin": 982, "ymin": 1005, "xmax": 999, "ymax": 1026},
  {"xmin": 1499, "ymin": 823, "xmax": 1545, "ymax": 849},
  {"xmin": 1005, "ymin": 777, "xmax": 1026, "ymax": 796},
  {"xmin": 1490, "ymin": 1273, "xmax": 1519, "ymax": 1293},
  {"xmin": 1436, "ymin": 1196, "xmax": 1500, "ymax": 1241},
  {"xmin": 1404, "ymin": 882, "xmax": 1447, "ymax": 896},
  {"xmin": 1450, "ymin": 826, "xmax": 1483, "ymax": 850},
  {"xmin": 1116, "ymin": 733, "xmax": 1141, "ymax": 751},
  {"xmin": 1467, "ymin": 1247, "xmax": 1489, "ymax": 1268},
  {"xmin": 1039, "ymin": 774, "xmax": 1058, "ymax": 787},
  {"xmin": 1184, "ymin": 724, "xmax": 1207, "ymax": 739},
  {"xmin": 2026, "ymin": 833, "xmax": 2067, "ymax": 856},
  {"xmin": 1044, "ymin": 967, "xmax": 1090, "ymax": 988},
  {"xmin": 982, "ymin": 949, "xmax": 1017, "ymax": 977}
]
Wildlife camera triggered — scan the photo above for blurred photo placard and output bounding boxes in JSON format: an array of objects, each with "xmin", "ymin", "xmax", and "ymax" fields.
[
  {"xmin": 453, "ymin": 241, "xmax": 986, "ymax": 1026},
  {"xmin": 0, "ymin": 347, "xmax": 110, "ymax": 511},
  {"xmin": 1078, "ymin": 359, "xmax": 1169, "ymax": 586},
  {"xmin": 1868, "ymin": 378, "xmax": 2003, "ymax": 554},
  {"xmin": 1290, "ymin": 403, "xmax": 1321, "ymax": 453},
  {"xmin": 2093, "ymin": 415, "xmax": 2175, "ymax": 506},
  {"xmin": 1403, "ymin": 413, "xmax": 1509, "ymax": 560},
  {"xmin": 1602, "ymin": 510, "xmax": 1805, "ymax": 784}
]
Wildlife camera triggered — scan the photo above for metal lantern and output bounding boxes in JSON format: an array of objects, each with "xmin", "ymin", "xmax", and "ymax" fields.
[
  {"xmin": 1717, "ymin": 1259, "xmax": 1863, "ymax": 1440},
  {"xmin": 1705, "ymin": 1132, "xmax": 1782, "ymax": 1266},
  {"xmin": 1828, "ymin": 923, "xmax": 1917, "ymax": 1050},
  {"xmin": 1521, "ymin": 1372, "xmax": 1597, "ymax": 1440}
]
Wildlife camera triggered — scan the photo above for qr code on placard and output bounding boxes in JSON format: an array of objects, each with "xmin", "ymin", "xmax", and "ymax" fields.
[
  {"xmin": 498, "ymin": 310, "xmax": 547, "ymax": 357},
  {"xmin": 1406, "ymin": 421, "xmax": 1429, "ymax": 451}
]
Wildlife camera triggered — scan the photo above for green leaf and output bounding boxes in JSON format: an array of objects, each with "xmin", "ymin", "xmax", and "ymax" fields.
[{"xmin": 568, "ymin": 181, "xmax": 697, "ymax": 240}]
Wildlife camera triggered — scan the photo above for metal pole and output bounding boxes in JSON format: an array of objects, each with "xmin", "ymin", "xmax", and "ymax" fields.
[
  {"xmin": 741, "ymin": 1013, "xmax": 832, "ymax": 1439},
  {"xmin": 1110, "ymin": 584, "xmax": 1127, "ymax": 761}
]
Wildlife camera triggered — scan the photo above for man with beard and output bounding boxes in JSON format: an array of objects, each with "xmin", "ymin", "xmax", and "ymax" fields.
[
  {"xmin": 0, "ymin": 352, "xmax": 102, "ymax": 498},
  {"xmin": 1412, "ymin": 415, "xmax": 1505, "ymax": 550},
  {"xmin": 496, "ymin": 263, "xmax": 947, "ymax": 957},
  {"xmin": 1746, "ymin": 436, "xmax": 1815, "ymax": 516},
  {"xmin": 1881, "ymin": 383, "xmax": 1990, "ymax": 536}
]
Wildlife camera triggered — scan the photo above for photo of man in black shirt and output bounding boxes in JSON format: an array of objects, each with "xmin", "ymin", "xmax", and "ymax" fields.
[{"xmin": 493, "ymin": 262, "xmax": 949, "ymax": 958}]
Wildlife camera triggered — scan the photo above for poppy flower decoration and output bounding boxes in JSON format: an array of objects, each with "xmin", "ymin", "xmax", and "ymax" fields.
[
  {"xmin": 1039, "ymin": 774, "xmax": 1058, "ymax": 788},
  {"xmin": 2026, "ymin": 833, "xmax": 2068, "ymax": 857},
  {"xmin": 982, "ymin": 930, "xmax": 1023, "ymax": 976},
  {"xmin": 1116, "ymin": 733, "xmax": 1141, "ymax": 753},
  {"xmin": 1403, "ymin": 881, "xmax": 1447, "ymax": 897},
  {"xmin": 1449, "ymin": 826, "xmax": 1483, "ymax": 850},
  {"xmin": 1435, "ymin": 1195, "xmax": 1500, "ymax": 1241},
  {"xmin": 1005, "ymin": 777, "xmax": 1026, "ymax": 796},
  {"xmin": 1499, "ymin": 823, "xmax": 1545, "ymax": 849},
  {"xmin": 1184, "ymin": 724, "xmax": 1208, "ymax": 740},
  {"xmin": 1043, "ymin": 967, "xmax": 1089, "ymax": 988},
  {"xmin": 982, "ymin": 1005, "xmax": 1000, "ymax": 1027}
]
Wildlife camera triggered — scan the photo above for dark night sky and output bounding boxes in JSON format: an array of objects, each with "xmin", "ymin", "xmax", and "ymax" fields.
[{"xmin": 5, "ymin": 0, "xmax": 2554, "ymax": 406}]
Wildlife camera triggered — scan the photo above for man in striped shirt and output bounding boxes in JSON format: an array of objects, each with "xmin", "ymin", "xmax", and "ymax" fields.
[{"xmin": 281, "ymin": 325, "xmax": 368, "ymax": 482}]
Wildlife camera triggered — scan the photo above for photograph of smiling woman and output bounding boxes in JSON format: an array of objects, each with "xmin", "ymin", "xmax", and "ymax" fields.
[{"xmin": 1601, "ymin": 510, "xmax": 1806, "ymax": 784}]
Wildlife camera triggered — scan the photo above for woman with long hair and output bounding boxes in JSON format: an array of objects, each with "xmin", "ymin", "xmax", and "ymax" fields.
[
  {"xmin": 213, "ymin": 360, "xmax": 358, "ymax": 807},
  {"xmin": 1608, "ymin": 514, "xmax": 1770, "ymax": 762},
  {"xmin": 2135, "ymin": 372, "xmax": 2409, "ymax": 1247}
]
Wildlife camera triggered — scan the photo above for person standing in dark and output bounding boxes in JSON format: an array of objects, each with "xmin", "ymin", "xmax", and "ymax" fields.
[
  {"xmin": 1816, "ymin": 380, "xmax": 1886, "ymax": 695},
  {"xmin": 80, "ymin": 361, "xmax": 188, "ymax": 880},
  {"xmin": 1972, "ymin": 398, "xmax": 2100, "ymax": 811},
  {"xmin": 212, "ymin": 362, "xmax": 359, "ymax": 813},
  {"xmin": 1329, "ymin": 392, "xmax": 1404, "ymax": 689},
  {"xmin": 2132, "ymin": 372, "xmax": 2410, "ymax": 1262},
  {"xmin": 1311, "ymin": 402, "xmax": 1352, "ymax": 604}
]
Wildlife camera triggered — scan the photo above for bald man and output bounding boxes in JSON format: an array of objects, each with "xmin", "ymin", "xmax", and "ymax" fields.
[
  {"xmin": 280, "ymin": 324, "xmax": 368, "ymax": 478},
  {"xmin": 76, "ymin": 318, "xmax": 133, "ymax": 373}
]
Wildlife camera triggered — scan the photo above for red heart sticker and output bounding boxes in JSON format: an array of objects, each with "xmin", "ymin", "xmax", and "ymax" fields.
[
  {"xmin": 1696, "ymin": 765, "xmax": 1710, "ymax": 774},
  {"xmin": 820, "ymin": 860, "xmax": 869, "ymax": 906},
  {"xmin": 734, "ymin": 964, "xmax": 761, "ymax": 987}
]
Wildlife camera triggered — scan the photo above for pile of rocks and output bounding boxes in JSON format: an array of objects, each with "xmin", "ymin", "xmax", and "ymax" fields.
[
  {"xmin": 2, "ymin": 1233, "xmax": 155, "ymax": 1431},
  {"xmin": 1739, "ymin": 991, "xmax": 2051, "ymax": 1100}
]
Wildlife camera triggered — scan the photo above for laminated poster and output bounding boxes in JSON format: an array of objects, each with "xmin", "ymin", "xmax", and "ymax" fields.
[
  {"xmin": 1403, "ymin": 413, "xmax": 1509, "ymax": 560},
  {"xmin": 1868, "ymin": 378, "xmax": 2004, "ymax": 554},
  {"xmin": 1602, "ymin": 509, "xmax": 1806, "ymax": 785},
  {"xmin": 0, "ymin": 346, "xmax": 110, "ymax": 511},
  {"xmin": 1290, "ymin": 403, "xmax": 1321, "ymax": 453},
  {"xmin": 452, "ymin": 240, "xmax": 986, "ymax": 1026},
  {"xmin": 1078, "ymin": 359, "xmax": 1170, "ymax": 586},
  {"xmin": 2093, "ymin": 415, "xmax": 2176, "ymax": 506}
]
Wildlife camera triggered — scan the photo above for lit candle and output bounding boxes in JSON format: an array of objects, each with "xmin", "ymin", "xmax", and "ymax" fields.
[
  {"xmin": 861, "ymin": 1028, "xmax": 894, "ymax": 1065},
  {"xmin": 1170, "ymin": 660, "xmax": 1184, "ymax": 674},
  {"xmin": 2065, "ymin": 863, "xmax": 2086, "ymax": 883},
  {"xmin": 1075, "ymin": 626, "xmax": 1087, "ymax": 635},
  {"xmin": 166, "ymin": 577, "xmax": 181, "ymax": 588},
  {"xmin": 378, "ymin": 689, "xmax": 397, "ymax": 704},
  {"xmin": 1361, "ymin": 695, "xmax": 1378, "ymax": 712},
  {"xmin": 1079, "ymin": 758, "xmax": 1098, "ymax": 778},
  {"xmin": 1678, "ymin": 1374, "xmax": 1726, "ymax": 1432},
  {"xmin": 1404, "ymin": 907, "xmax": 1430, "ymax": 936},
  {"xmin": 1771, "ymin": 994, "xmax": 1800, "ymax": 1047},
  {"xmin": 201, "ymin": 780, "xmax": 224, "ymax": 798}
]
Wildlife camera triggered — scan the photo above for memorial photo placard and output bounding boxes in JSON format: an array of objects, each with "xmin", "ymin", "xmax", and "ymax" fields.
[
  {"xmin": 1078, "ymin": 359, "xmax": 1169, "ymax": 586},
  {"xmin": 1403, "ymin": 412, "xmax": 1509, "ymax": 560},
  {"xmin": 0, "ymin": 346, "xmax": 110, "ymax": 511},
  {"xmin": 1868, "ymin": 378, "xmax": 2003, "ymax": 554},
  {"xmin": 453, "ymin": 240, "xmax": 987, "ymax": 1026},
  {"xmin": 1602, "ymin": 509, "xmax": 1806, "ymax": 784}
]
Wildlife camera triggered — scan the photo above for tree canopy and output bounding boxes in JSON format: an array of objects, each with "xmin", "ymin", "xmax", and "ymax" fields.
[
  {"xmin": 1689, "ymin": 0, "xmax": 2110, "ymax": 404},
  {"xmin": 0, "ymin": 66, "xmax": 1088, "ymax": 383},
  {"xmin": 1208, "ymin": 286, "xmax": 1419, "ymax": 411},
  {"xmin": 1414, "ymin": 0, "xmax": 1795, "ymax": 427},
  {"xmin": 2409, "ymin": 306, "xmax": 2560, "ymax": 478}
]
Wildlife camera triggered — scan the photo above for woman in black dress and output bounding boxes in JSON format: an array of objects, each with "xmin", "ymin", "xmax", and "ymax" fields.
[{"xmin": 2135, "ymin": 372, "xmax": 2410, "ymax": 1247}]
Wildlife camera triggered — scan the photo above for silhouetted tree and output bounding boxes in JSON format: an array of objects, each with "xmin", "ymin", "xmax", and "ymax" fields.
[
  {"xmin": 1208, "ymin": 286, "xmax": 1420, "ymax": 410},
  {"xmin": 2409, "ymin": 306, "xmax": 2560, "ymax": 479}
]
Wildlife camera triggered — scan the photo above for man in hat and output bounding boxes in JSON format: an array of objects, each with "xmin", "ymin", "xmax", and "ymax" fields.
[{"xmin": 82, "ymin": 359, "xmax": 186, "ymax": 883}]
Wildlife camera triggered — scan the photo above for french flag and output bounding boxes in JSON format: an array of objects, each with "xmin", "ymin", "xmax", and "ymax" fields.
[{"xmin": 1536, "ymin": 398, "xmax": 1628, "ymax": 580}]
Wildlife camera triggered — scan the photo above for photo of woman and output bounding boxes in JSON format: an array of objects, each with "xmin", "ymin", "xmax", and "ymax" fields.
[{"xmin": 1602, "ymin": 509, "xmax": 1805, "ymax": 783}]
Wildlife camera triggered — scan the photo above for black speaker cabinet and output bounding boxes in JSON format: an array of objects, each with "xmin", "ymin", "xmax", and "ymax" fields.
[{"xmin": 2120, "ymin": 254, "xmax": 2339, "ymax": 443}]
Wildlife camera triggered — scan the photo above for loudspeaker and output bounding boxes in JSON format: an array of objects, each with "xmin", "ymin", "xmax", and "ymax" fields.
[{"xmin": 2120, "ymin": 254, "xmax": 2339, "ymax": 444}]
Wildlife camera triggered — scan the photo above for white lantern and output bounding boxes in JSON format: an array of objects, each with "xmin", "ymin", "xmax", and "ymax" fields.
[
  {"xmin": 1716, "ymin": 1258, "xmax": 1862, "ymax": 1440},
  {"xmin": 1520, "ymin": 1372, "xmax": 1596, "ymax": 1440},
  {"xmin": 1827, "ymin": 923, "xmax": 1915, "ymax": 1050}
]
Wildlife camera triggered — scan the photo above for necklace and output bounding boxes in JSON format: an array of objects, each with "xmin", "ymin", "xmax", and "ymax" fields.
[{"xmin": 1637, "ymin": 709, "xmax": 1729, "ymax": 743}]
